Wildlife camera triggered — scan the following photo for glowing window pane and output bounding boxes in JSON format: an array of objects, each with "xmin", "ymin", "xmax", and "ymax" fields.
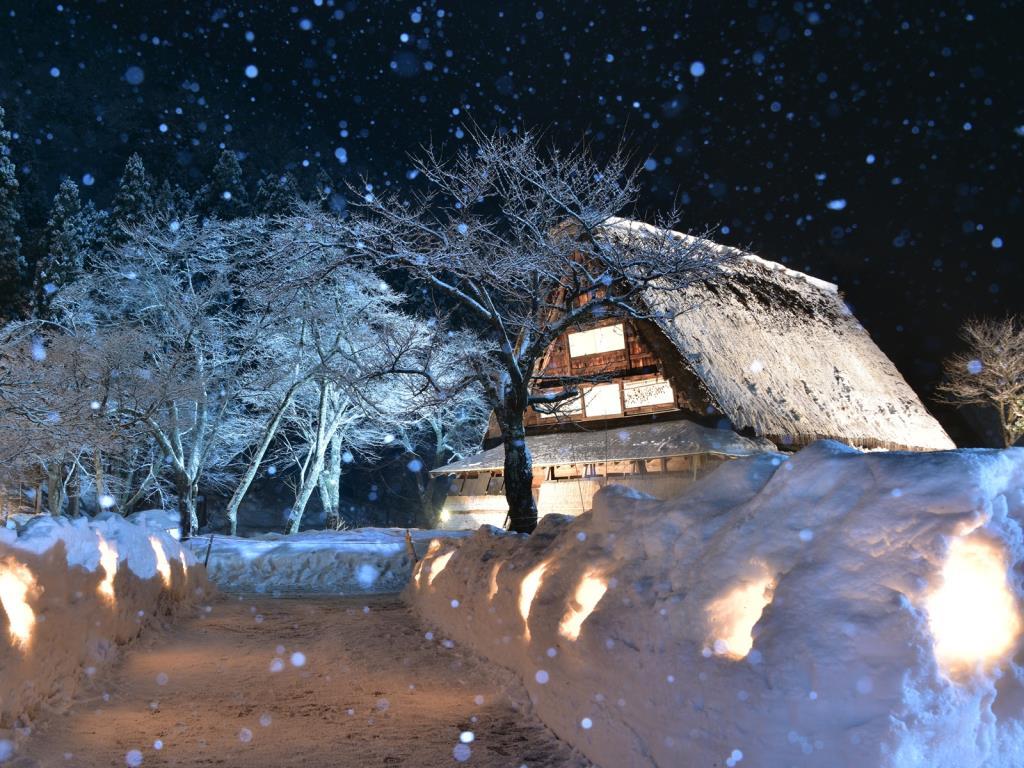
[
  {"xmin": 623, "ymin": 377, "xmax": 675, "ymax": 408},
  {"xmin": 567, "ymin": 324, "xmax": 625, "ymax": 357},
  {"xmin": 583, "ymin": 383, "xmax": 622, "ymax": 417}
]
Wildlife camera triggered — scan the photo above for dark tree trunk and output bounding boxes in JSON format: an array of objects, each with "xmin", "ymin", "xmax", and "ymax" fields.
[
  {"xmin": 47, "ymin": 462, "xmax": 64, "ymax": 515},
  {"xmin": 67, "ymin": 464, "xmax": 81, "ymax": 518},
  {"xmin": 500, "ymin": 408, "xmax": 538, "ymax": 534}
]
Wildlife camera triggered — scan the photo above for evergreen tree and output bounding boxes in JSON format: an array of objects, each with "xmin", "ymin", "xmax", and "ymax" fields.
[
  {"xmin": 254, "ymin": 171, "xmax": 299, "ymax": 216},
  {"xmin": 109, "ymin": 153, "xmax": 153, "ymax": 239},
  {"xmin": 34, "ymin": 178, "xmax": 97, "ymax": 316},
  {"xmin": 0, "ymin": 106, "xmax": 27, "ymax": 319},
  {"xmin": 203, "ymin": 150, "xmax": 250, "ymax": 219},
  {"xmin": 153, "ymin": 179, "xmax": 193, "ymax": 221}
]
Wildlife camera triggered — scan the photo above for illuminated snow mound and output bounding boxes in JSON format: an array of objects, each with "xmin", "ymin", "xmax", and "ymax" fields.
[
  {"xmin": 189, "ymin": 528, "xmax": 473, "ymax": 594},
  {"xmin": 406, "ymin": 441, "xmax": 1024, "ymax": 768},
  {"xmin": 0, "ymin": 513, "xmax": 206, "ymax": 747}
]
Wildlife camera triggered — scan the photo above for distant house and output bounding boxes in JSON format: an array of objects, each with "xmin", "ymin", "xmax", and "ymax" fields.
[{"xmin": 431, "ymin": 217, "xmax": 955, "ymax": 530}]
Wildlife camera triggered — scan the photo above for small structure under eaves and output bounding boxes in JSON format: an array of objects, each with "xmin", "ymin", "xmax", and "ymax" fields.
[{"xmin": 431, "ymin": 217, "xmax": 955, "ymax": 530}]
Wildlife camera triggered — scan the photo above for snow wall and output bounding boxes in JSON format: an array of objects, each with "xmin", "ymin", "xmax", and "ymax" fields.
[
  {"xmin": 190, "ymin": 528, "xmax": 472, "ymax": 594},
  {"xmin": 405, "ymin": 441, "xmax": 1024, "ymax": 768},
  {"xmin": 0, "ymin": 511, "xmax": 207, "ymax": 751}
]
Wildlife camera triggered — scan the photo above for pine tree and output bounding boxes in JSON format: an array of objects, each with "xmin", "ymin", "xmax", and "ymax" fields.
[
  {"xmin": 109, "ymin": 153, "xmax": 153, "ymax": 240},
  {"xmin": 254, "ymin": 171, "xmax": 299, "ymax": 216},
  {"xmin": 204, "ymin": 150, "xmax": 250, "ymax": 219},
  {"xmin": 153, "ymin": 179, "xmax": 193, "ymax": 221},
  {"xmin": 34, "ymin": 178, "xmax": 96, "ymax": 316},
  {"xmin": 0, "ymin": 106, "xmax": 27, "ymax": 319}
]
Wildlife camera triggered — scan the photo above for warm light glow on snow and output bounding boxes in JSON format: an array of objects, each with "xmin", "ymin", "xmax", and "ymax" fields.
[
  {"xmin": 439, "ymin": 508, "xmax": 451, "ymax": 523},
  {"xmin": 178, "ymin": 549, "xmax": 189, "ymax": 577},
  {"xmin": 150, "ymin": 536, "xmax": 172, "ymax": 588},
  {"xmin": 97, "ymin": 534, "xmax": 119, "ymax": 600},
  {"xmin": 519, "ymin": 561, "xmax": 549, "ymax": 641},
  {"xmin": 707, "ymin": 573, "xmax": 775, "ymax": 659},
  {"xmin": 428, "ymin": 551, "xmax": 454, "ymax": 587},
  {"xmin": 0, "ymin": 558, "xmax": 38, "ymax": 649},
  {"xmin": 488, "ymin": 563, "xmax": 502, "ymax": 601},
  {"xmin": 927, "ymin": 537, "xmax": 1021, "ymax": 673},
  {"xmin": 559, "ymin": 570, "xmax": 608, "ymax": 641}
]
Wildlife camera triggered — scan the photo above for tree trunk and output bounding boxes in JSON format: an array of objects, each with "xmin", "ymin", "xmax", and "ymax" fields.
[
  {"xmin": 175, "ymin": 471, "xmax": 198, "ymax": 539},
  {"xmin": 500, "ymin": 409, "xmax": 538, "ymax": 534},
  {"xmin": 47, "ymin": 462, "xmax": 64, "ymax": 515},
  {"xmin": 93, "ymin": 449, "xmax": 105, "ymax": 508},
  {"xmin": 319, "ymin": 433, "xmax": 343, "ymax": 529},
  {"xmin": 225, "ymin": 386, "xmax": 298, "ymax": 535},
  {"xmin": 67, "ymin": 463, "xmax": 81, "ymax": 518},
  {"xmin": 286, "ymin": 459, "xmax": 324, "ymax": 534}
]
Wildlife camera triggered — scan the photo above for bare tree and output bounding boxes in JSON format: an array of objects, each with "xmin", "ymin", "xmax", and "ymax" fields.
[
  {"xmin": 351, "ymin": 129, "xmax": 730, "ymax": 532},
  {"xmin": 55, "ymin": 216, "xmax": 274, "ymax": 537},
  {"xmin": 938, "ymin": 316, "xmax": 1024, "ymax": 448}
]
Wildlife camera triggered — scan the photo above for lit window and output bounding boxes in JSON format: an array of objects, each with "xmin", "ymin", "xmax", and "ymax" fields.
[
  {"xmin": 583, "ymin": 383, "xmax": 622, "ymax": 417},
  {"xmin": 538, "ymin": 394, "xmax": 583, "ymax": 419},
  {"xmin": 623, "ymin": 377, "xmax": 675, "ymax": 409},
  {"xmin": 567, "ymin": 324, "xmax": 625, "ymax": 357}
]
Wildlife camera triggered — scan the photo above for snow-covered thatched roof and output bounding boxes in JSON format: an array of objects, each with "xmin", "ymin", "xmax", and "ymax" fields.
[
  {"xmin": 432, "ymin": 420, "xmax": 773, "ymax": 475},
  {"xmin": 601, "ymin": 217, "xmax": 954, "ymax": 451}
]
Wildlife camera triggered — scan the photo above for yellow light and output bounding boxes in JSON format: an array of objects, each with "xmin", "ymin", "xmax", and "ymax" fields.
[
  {"xmin": 706, "ymin": 573, "xmax": 775, "ymax": 659},
  {"xmin": 559, "ymin": 570, "xmax": 608, "ymax": 641},
  {"xmin": 97, "ymin": 533, "xmax": 119, "ymax": 601},
  {"xmin": 439, "ymin": 508, "xmax": 451, "ymax": 523},
  {"xmin": 488, "ymin": 563, "xmax": 502, "ymax": 602},
  {"xmin": 149, "ymin": 535, "xmax": 172, "ymax": 588},
  {"xmin": 0, "ymin": 557, "xmax": 37, "ymax": 649},
  {"xmin": 427, "ymin": 550, "xmax": 454, "ymax": 586},
  {"xmin": 178, "ymin": 549, "xmax": 189, "ymax": 577},
  {"xmin": 926, "ymin": 537, "xmax": 1021, "ymax": 673},
  {"xmin": 519, "ymin": 561, "xmax": 549, "ymax": 641}
]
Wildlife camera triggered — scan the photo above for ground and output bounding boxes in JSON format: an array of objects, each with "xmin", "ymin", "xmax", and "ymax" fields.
[{"xmin": 18, "ymin": 595, "xmax": 588, "ymax": 768}]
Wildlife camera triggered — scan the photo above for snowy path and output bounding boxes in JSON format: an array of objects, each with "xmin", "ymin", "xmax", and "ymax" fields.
[{"xmin": 19, "ymin": 595, "xmax": 588, "ymax": 768}]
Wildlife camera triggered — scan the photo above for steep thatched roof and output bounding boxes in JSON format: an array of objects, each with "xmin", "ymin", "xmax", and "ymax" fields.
[
  {"xmin": 431, "ymin": 420, "xmax": 773, "ymax": 475},
  {"xmin": 601, "ymin": 217, "xmax": 954, "ymax": 451}
]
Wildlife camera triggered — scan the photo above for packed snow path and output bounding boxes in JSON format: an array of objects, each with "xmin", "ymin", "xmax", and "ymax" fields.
[{"xmin": 19, "ymin": 595, "xmax": 588, "ymax": 768}]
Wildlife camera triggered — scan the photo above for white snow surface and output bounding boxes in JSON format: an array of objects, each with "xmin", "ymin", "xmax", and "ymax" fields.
[
  {"xmin": 0, "ymin": 511, "xmax": 205, "ymax": 745},
  {"xmin": 188, "ymin": 528, "xmax": 473, "ymax": 594},
  {"xmin": 406, "ymin": 441, "xmax": 1024, "ymax": 768}
]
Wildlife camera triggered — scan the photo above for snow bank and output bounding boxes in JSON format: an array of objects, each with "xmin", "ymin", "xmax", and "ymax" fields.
[
  {"xmin": 0, "ymin": 512, "xmax": 207, "ymax": 752},
  {"xmin": 406, "ymin": 441, "xmax": 1024, "ymax": 768},
  {"xmin": 190, "ymin": 528, "xmax": 473, "ymax": 594}
]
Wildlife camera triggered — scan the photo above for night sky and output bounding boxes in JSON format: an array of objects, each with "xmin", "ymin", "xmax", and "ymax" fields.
[{"xmin": 2, "ymin": 0, "xmax": 1021, "ymax": 442}]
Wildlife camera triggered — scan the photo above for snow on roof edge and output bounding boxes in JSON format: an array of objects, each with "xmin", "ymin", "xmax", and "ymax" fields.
[{"xmin": 600, "ymin": 216, "xmax": 840, "ymax": 295}]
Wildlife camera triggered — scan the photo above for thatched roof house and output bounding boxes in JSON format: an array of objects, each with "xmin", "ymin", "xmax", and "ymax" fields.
[
  {"xmin": 603, "ymin": 217, "xmax": 955, "ymax": 452},
  {"xmin": 432, "ymin": 218, "xmax": 953, "ymax": 529}
]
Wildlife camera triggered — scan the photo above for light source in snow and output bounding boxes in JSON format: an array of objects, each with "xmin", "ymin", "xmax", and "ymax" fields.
[
  {"xmin": 178, "ymin": 549, "xmax": 189, "ymax": 578},
  {"xmin": 149, "ymin": 536, "xmax": 172, "ymax": 588},
  {"xmin": 488, "ymin": 563, "xmax": 502, "ymax": 602},
  {"xmin": 0, "ymin": 558, "xmax": 38, "ymax": 649},
  {"xmin": 97, "ymin": 534, "xmax": 119, "ymax": 601},
  {"xmin": 439, "ymin": 508, "xmax": 451, "ymax": 524},
  {"xmin": 926, "ymin": 537, "xmax": 1021, "ymax": 673},
  {"xmin": 559, "ymin": 569, "xmax": 608, "ymax": 641},
  {"xmin": 428, "ymin": 551, "xmax": 454, "ymax": 586},
  {"xmin": 706, "ymin": 572, "xmax": 775, "ymax": 659},
  {"xmin": 519, "ymin": 561, "xmax": 549, "ymax": 641}
]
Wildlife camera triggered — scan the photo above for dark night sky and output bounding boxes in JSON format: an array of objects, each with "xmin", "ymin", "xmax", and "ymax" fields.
[{"xmin": 1, "ymin": 0, "xmax": 1021, "ymax": 442}]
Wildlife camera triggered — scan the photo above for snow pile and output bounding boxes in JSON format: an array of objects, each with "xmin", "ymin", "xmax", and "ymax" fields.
[
  {"xmin": 406, "ymin": 441, "xmax": 1024, "ymax": 768},
  {"xmin": 0, "ymin": 512, "xmax": 207, "ymax": 748},
  {"xmin": 190, "ymin": 528, "xmax": 473, "ymax": 594}
]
